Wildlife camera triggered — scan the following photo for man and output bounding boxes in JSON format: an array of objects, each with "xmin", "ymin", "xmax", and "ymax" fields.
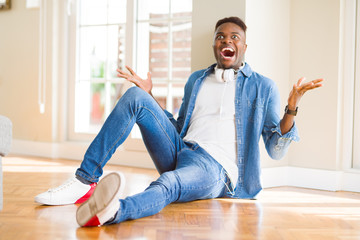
[{"xmin": 35, "ymin": 17, "xmax": 323, "ymax": 227}]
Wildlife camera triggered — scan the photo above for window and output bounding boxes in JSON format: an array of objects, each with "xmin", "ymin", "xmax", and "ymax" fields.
[
  {"xmin": 72, "ymin": 0, "xmax": 127, "ymax": 136},
  {"xmin": 136, "ymin": 0, "xmax": 192, "ymax": 115},
  {"xmin": 68, "ymin": 0, "xmax": 192, "ymax": 140}
]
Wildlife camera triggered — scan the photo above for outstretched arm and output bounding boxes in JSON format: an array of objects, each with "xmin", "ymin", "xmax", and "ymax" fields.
[{"xmin": 280, "ymin": 77, "xmax": 324, "ymax": 135}]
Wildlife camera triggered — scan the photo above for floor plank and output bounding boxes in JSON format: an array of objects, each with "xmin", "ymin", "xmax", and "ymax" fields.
[{"xmin": 1, "ymin": 155, "xmax": 360, "ymax": 240}]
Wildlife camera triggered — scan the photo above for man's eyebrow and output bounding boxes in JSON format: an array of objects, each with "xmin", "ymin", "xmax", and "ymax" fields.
[{"xmin": 215, "ymin": 31, "xmax": 241, "ymax": 35}]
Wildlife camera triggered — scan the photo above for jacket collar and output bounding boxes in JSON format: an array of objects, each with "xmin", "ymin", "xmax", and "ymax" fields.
[{"xmin": 239, "ymin": 62, "xmax": 252, "ymax": 78}]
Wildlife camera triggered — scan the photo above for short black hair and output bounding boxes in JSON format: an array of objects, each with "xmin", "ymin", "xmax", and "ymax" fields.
[{"xmin": 215, "ymin": 16, "xmax": 247, "ymax": 33}]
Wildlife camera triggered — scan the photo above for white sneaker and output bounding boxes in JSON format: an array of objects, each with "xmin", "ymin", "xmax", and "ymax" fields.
[
  {"xmin": 34, "ymin": 177, "xmax": 97, "ymax": 205},
  {"xmin": 76, "ymin": 172, "xmax": 125, "ymax": 227}
]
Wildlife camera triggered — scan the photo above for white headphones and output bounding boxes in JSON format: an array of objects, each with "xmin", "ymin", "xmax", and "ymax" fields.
[{"xmin": 214, "ymin": 66, "xmax": 237, "ymax": 82}]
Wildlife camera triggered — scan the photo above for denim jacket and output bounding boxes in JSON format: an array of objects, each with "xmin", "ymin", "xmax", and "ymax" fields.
[{"xmin": 165, "ymin": 63, "xmax": 299, "ymax": 198}]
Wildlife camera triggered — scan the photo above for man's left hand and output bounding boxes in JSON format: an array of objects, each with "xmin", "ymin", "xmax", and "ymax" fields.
[{"xmin": 287, "ymin": 77, "xmax": 324, "ymax": 110}]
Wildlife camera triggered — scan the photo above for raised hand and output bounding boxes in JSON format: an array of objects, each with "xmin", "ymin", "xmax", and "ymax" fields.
[
  {"xmin": 280, "ymin": 77, "xmax": 324, "ymax": 135},
  {"xmin": 287, "ymin": 77, "xmax": 324, "ymax": 109},
  {"xmin": 117, "ymin": 66, "xmax": 153, "ymax": 95}
]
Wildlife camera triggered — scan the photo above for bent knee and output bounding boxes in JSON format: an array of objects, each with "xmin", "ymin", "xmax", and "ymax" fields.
[
  {"xmin": 125, "ymin": 87, "xmax": 149, "ymax": 99},
  {"xmin": 122, "ymin": 87, "xmax": 154, "ymax": 105},
  {"xmin": 149, "ymin": 172, "xmax": 180, "ymax": 197},
  {"xmin": 115, "ymin": 87, "xmax": 153, "ymax": 109}
]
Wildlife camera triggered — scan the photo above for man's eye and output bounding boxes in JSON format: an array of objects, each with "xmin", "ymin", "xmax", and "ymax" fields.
[
  {"xmin": 232, "ymin": 35, "xmax": 239, "ymax": 39},
  {"xmin": 216, "ymin": 35, "xmax": 224, "ymax": 40}
]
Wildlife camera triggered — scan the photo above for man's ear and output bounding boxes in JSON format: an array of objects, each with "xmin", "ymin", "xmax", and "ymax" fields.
[{"xmin": 242, "ymin": 44, "xmax": 248, "ymax": 53}]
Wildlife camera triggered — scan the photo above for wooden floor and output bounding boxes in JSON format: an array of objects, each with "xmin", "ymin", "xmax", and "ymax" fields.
[{"xmin": 1, "ymin": 156, "xmax": 360, "ymax": 240}]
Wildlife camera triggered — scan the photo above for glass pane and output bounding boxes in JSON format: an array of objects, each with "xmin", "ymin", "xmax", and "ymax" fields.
[
  {"xmin": 152, "ymin": 82, "xmax": 168, "ymax": 110},
  {"xmin": 107, "ymin": 25, "xmax": 126, "ymax": 79},
  {"xmin": 75, "ymin": 81, "xmax": 103, "ymax": 133},
  {"xmin": 110, "ymin": 83, "xmax": 124, "ymax": 109},
  {"xmin": 137, "ymin": 0, "xmax": 169, "ymax": 21},
  {"xmin": 79, "ymin": 26, "xmax": 107, "ymax": 80},
  {"xmin": 172, "ymin": 21, "xmax": 191, "ymax": 81},
  {"xmin": 75, "ymin": 82, "xmax": 126, "ymax": 134},
  {"xmin": 90, "ymin": 83, "xmax": 106, "ymax": 125},
  {"xmin": 149, "ymin": 22, "xmax": 169, "ymax": 82},
  {"xmin": 108, "ymin": 0, "xmax": 127, "ymax": 24},
  {"xmin": 79, "ymin": 0, "xmax": 126, "ymax": 25},
  {"xmin": 172, "ymin": 83, "xmax": 185, "ymax": 115},
  {"xmin": 79, "ymin": 0, "xmax": 107, "ymax": 25},
  {"xmin": 155, "ymin": 97, "xmax": 167, "ymax": 110},
  {"xmin": 171, "ymin": 0, "xmax": 192, "ymax": 15},
  {"xmin": 117, "ymin": 26, "xmax": 126, "ymax": 71},
  {"xmin": 137, "ymin": 22, "xmax": 169, "ymax": 82},
  {"xmin": 172, "ymin": 96, "xmax": 182, "ymax": 116}
]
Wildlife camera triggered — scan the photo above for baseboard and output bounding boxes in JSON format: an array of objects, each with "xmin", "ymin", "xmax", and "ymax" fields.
[
  {"xmin": 261, "ymin": 166, "xmax": 289, "ymax": 188},
  {"xmin": 261, "ymin": 166, "xmax": 341, "ymax": 191},
  {"xmin": 262, "ymin": 166, "xmax": 360, "ymax": 192},
  {"xmin": 341, "ymin": 171, "xmax": 360, "ymax": 192},
  {"xmin": 10, "ymin": 139, "xmax": 360, "ymax": 192},
  {"xmin": 286, "ymin": 166, "xmax": 343, "ymax": 191},
  {"xmin": 10, "ymin": 139, "xmax": 154, "ymax": 169}
]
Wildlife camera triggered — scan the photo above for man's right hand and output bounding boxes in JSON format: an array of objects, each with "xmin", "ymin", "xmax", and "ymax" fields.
[{"xmin": 117, "ymin": 66, "xmax": 153, "ymax": 95}]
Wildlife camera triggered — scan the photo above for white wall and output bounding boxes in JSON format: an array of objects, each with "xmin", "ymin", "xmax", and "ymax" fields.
[
  {"xmin": 289, "ymin": 0, "xmax": 340, "ymax": 170},
  {"xmin": 244, "ymin": 0, "xmax": 343, "ymax": 172},
  {"xmin": 0, "ymin": 0, "xmax": 53, "ymax": 141},
  {"xmin": 245, "ymin": 0, "xmax": 291, "ymax": 168}
]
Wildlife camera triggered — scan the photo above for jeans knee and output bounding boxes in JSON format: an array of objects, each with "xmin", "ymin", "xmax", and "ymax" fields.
[
  {"xmin": 149, "ymin": 172, "xmax": 180, "ymax": 201},
  {"xmin": 119, "ymin": 87, "xmax": 153, "ymax": 108},
  {"xmin": 125, "ymin": 87, "xmax": 149, "ymax": 100}
]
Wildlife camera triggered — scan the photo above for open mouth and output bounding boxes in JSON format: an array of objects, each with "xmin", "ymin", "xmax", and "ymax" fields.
[{"xmin": 221, "ymin": 47, "xmax": 235, "ymax": 59}]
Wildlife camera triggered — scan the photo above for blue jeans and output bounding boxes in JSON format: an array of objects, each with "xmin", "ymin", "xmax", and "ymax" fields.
[{"xmin": 75, "ymin": 87, "xmax": 228, "ymax": 223}]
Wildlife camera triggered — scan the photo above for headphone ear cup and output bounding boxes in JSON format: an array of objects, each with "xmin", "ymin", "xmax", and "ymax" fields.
[
  {"xmin": 223, "ymin": 69, "xmax": 235, "ymax": 82},
  {"xmin": 215, "ymin": 68, "xmax": 224, "ymax": 82}
]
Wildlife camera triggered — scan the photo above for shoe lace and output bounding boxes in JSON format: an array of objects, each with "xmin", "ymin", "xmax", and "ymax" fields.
[{"xmin": 48, "ymin": 178, "xmax": 77, "ymax": 193}]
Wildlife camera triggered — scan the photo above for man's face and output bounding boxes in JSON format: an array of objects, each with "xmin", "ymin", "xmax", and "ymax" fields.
[{"xmin": 212, "ymin": 22, "xmax": 247, "ymax": 69}]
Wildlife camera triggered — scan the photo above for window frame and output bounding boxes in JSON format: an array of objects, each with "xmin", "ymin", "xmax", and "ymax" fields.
[
  {"xmin": 67, "ymin": 0, "xmax": 136, "ymax": 141},
  {"xmin": 67, "ymin": 0, "xmax": 192, "ymax": 146}
]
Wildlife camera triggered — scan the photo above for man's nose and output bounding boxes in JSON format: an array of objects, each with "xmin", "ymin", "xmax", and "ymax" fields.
[{"xmin": 221, "ymin": 37, "xmax": 232, "ymax": 44}]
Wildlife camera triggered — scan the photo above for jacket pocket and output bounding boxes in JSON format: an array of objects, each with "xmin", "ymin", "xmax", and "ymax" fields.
[{"xmin": 247, "ymin": 98, "xmax": 265, "ymax": 123}]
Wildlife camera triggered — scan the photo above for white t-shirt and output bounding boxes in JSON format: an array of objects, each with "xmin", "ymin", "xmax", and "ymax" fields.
[{"xmin": 183, "ymin": 72, "xmax": 238, "ymax": 187}]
